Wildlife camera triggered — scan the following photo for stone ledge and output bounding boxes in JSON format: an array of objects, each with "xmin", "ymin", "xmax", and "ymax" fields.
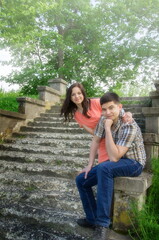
[
  {"xmin": 16, "ymin": 97, "xmax": 45, "ymax": 107},
  {"xmin": 142, "ymin": 107, "xmax": 159, "ymax": 116},
  {"xmin": 114, "ymin": 172, "xmax": 152, "ymax": 193},
  {"xmin": 143, "ymin": 133, "xmax": 159, "ymax": 143},
  {"xmin": 120, "ymin": 96, "xmax": 150, "ymax": 101},
  {"xmin": 37, "ymin": 86, "xmax": 61, "ymax": 96},
  {"xmin": 149, "ymin": 91, "xmax": 159, "ymax": 98},
  {"xmin": 0, "ymin": 109, "xmax": 26, "ymax": 120}
]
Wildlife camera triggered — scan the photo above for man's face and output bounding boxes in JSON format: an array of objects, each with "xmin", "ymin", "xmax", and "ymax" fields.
[{"xmin": 101, "ymin": 101, "xmax": 122, "ymax": 122}]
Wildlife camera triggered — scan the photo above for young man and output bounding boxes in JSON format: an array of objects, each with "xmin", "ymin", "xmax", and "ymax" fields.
[{"xmin": 76, "ymin": 92, "xmax": 146, "ymax": 240}]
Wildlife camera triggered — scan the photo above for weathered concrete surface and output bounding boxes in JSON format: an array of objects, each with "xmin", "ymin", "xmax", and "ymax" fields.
[
  {"xmin": 108, "ymin": 230, "xmax": 132, "ymax": 240},
  {"xmin": 0, "ymin": 103, "xmax": 152, "ymax": 240},
  {"xmin": 114, "ymin": 172, "xmax": 152, "ymax": 193}
]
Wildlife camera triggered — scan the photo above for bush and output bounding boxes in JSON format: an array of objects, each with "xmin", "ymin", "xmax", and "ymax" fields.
[
  {"xmin": 0, "ymin": 90, "xmax": 38, "ymax": 112},
  {"xmin": 129, "ymin": 158, "xmax": 159, "ymax": 240}
]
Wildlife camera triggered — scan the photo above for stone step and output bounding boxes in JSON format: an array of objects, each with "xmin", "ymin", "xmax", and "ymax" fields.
[
  {"xmin": 12, "ymin": 131, "xmax": 91, "ymax": 140},
  {"xmin": 46, "ymin": 106, "xmax": 62, "ymax": 113},
  {"xmin": 0, "ymin": 200, "xmax": 93, "ymax": 239},
  {"xmin": 0, "ymin": 171, "xmax": 84, "ymax": 220},
  {"xmin": 0, "ymin": 151, "xmax": 88, "ymax": 167},
  {"xmin": 44, "ymin": 107, "xmax": 145, "ymax": 116},
  {"xmin": 13, "ymin": 137, "xmax": 91, "ymax": 148},
  {"xmin": 0, "ymin": 176, "xmax": 82, "ymax": 214},
  {"xmin": 0, "ymin": 185, "xmax": 82, "ymax": 216},
  {"xmin": 0, "ymin": 144, "xmax": 90, "ymax": 157},
  {"xmin": 0, "ymin": 171, "xmax": 77, "ymax": 192},
  {"xmin": 123, "ymin": 106, "xmax": 143, "ymax": 113},
  {"xmin": 40, "ymin": 112, "xmax": 62, "ymax": 117},
  {"xmin": 28, "ymin": 121, "xmax": 79, "ymax": 128},
  {"xmin": 123, "ymin": 104, "xmax": 149, "ymax": 108},
  {"xmin": 0, "ymin": 215, "xmax": 89, "ymax": 240},
  {"xmin": 31, "ymin": 117, "xmax": 145, "ymax": 128},
  {"xmin": 0, "ymin": 160, "xmax": 83, "ymax": 180},
  {"xmin": 35, "ymin": 116, "xmax": 65, "ymax": 121},
  {"xmin": 20, "ymin": 126, "xmax": 85, "ymax": 134},
  {"xmin": 0, "ymin": 214, "xmax": 132, "ymax": 240}
]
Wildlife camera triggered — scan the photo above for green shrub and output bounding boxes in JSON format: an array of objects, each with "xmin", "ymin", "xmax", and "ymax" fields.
[
  {"xmin": 0, "ymin": 90, "xmax": 38, "ymax": 112},
  {"xmin": 129, "ymin": 158, "xmax": 159, "ymax": 240}
]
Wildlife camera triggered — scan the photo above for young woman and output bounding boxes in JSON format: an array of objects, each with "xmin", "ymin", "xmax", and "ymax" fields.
[{"xmin": 61, "ymin": 82, "xmax": 132, "ymax": 163}]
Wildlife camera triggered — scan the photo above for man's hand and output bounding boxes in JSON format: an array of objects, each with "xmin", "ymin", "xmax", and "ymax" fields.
[
  {"xmin": 104, "ymin": 119, "xmax": 113, "ymax": 129},
  {"xmin": 79, "ymin": 165, "xmax": 92, "ymax": 179}
]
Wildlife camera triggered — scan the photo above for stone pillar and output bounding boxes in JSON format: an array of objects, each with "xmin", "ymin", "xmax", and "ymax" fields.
[
  {"xmin": 48, "ymin": 78, "xmax": 67, "ymax": 96},
  {"xmin": 142, "ymin": 80, "xmax": 159, "ymax": 170},
  {"xmin": 151, "ymin": 80, "xmax": 159, "ymax": 107},
  {"xmin": 17, "ymin": 97, "xmax": 46, "ymax": 118},
  {"xmin": 37, "ymin": 86, "xmax": 61, "ymax": 107},
  {"xmin": 142, "ymin": 80, "xmax": 159, "ymax": 133},
  {"xmin": 113, "ymin": 172, "xmax": 152, "ymax": 232},
  {"xmin": 143, "ymin": 133, "xmax": 159, "ymax": 171}
]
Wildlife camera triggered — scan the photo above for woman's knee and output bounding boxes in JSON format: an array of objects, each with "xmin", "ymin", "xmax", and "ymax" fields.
[{"xmin": 75, "ymin": 172, "xmax": 85, "ymax": 187}]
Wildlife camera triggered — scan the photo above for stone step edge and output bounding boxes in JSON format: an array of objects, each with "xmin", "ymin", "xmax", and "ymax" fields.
[
  {"xmin": 0, "ymin": 145, "xmax": 89, "ymax": 157},
  {"xmin": 0, "ymin": 215, "xmax": 85, "ymax": 240},
  {"xmin": 0, "ymin": 153, "xmax": 88, "ymax": 167},
  {"xmin": 0, "ymin": 160, "xmax": 82, "ymax": 179},
  {"xmin": 0, "ymin": 203, "xmax": 91, "ymax": 239},
  {"xmin": 12, "ymin": 132, "xmax": 91, "ymax": 139}
]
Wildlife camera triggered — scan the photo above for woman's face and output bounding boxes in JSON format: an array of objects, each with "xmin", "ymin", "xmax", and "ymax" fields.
[{"xmin": 71, "ymin": 87, "xmax": 84, "ymax": 105}]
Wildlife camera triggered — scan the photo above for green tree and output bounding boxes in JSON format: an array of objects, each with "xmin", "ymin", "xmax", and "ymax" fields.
[
  {"xmin": 0, "ymin": 0, "xmax": 159, "ymax": 96},
  {"xmin": 93, "ymin": 0, "xmax": 159, "ymax": 91}
]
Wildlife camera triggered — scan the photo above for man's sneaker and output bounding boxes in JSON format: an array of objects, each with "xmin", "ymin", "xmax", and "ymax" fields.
[
  {"xmin": 93, "ymin": 226, "xmax": 110, "ymax": 240},
  {"xmin": 77, "ymin": 218, "xmax": 95, "ymax": 229}
]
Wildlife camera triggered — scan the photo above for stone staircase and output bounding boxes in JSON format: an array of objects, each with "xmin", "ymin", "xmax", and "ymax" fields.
[{"xmin": 0, "ymin": 101, "xmax": 150, "ymax": 240}]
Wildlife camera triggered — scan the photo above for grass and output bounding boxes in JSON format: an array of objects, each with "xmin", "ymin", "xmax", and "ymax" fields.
[
  {"xmin": 129, "ymin": 158, "xmax": 159, "ymax": 240},
  {"xmin": 0, "ymin": 90, "xmax": 38, "ymax": 112},
  {"xmin": 25, "ymin": 184, "xmax": 38, "ymax": 191}
]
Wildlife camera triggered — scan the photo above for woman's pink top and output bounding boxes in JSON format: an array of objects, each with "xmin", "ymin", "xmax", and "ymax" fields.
[{"xmin": 74, "ymin": 98, "xmax": 108, "ymax": 163}]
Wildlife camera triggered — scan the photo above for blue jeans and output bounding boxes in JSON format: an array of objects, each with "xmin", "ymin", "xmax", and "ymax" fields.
[{"xmin": 75, "ymin": 158, "xmax": 143, "ymax": 227}]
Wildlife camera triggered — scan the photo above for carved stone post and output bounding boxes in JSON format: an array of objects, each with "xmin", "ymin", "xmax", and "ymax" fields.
[
  {"xmin": 48, "ymin": 78, "xmax": 67, "ymax": 96},
  {"xmin": 142, "ymin": 80, "xmax": 159, "ymax": 170}
]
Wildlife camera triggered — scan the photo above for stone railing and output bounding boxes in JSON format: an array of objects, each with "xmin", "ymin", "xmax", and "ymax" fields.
[{"xmin": 0, "ymin": 78, "xmax": 67, "ymax": 140}]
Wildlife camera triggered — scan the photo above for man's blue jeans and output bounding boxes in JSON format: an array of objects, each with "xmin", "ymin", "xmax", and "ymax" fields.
[{"xmin": 75, "ymin": 158, "xmax": 143, "ymax": 227}]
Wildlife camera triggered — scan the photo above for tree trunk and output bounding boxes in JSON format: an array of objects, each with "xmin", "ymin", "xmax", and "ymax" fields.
[{"xmin": 57, "ymin": 25, "xmax": 64, "ymax": 79}]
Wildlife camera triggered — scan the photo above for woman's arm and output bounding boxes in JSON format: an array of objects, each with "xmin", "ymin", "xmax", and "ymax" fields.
[
  {"xmin": 81, "ymin": 124, "xmax": 94, "ymax": 135},
  {"xmin": 79, "ymin": 135, "xmax": 100, "ymax": 178}
]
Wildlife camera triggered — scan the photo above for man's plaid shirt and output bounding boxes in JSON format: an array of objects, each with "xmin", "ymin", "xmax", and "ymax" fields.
[{"xmin": 94, "ymin": 109, "xmax": 146, "ymax": 167}]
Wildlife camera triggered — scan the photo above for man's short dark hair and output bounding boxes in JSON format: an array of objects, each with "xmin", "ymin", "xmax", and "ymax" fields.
[{"xmin": 100, "ymin": 92, "xmax": 120, "ymax": 105}]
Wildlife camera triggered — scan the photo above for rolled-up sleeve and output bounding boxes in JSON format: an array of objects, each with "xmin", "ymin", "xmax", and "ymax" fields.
[{"xmin": 116, "ymin": 124, "xmax": 137, "ymax": 147}]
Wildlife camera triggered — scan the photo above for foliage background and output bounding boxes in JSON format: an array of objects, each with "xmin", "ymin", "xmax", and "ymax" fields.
[{"xmin": 0, "ymin": 0, "xmax": 158, "ymax": 96}]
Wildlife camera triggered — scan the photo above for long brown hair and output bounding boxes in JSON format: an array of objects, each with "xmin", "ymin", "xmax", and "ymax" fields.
[{"xmin": 60, "ymin": 82, "xmax": 91, "ymax": 122}]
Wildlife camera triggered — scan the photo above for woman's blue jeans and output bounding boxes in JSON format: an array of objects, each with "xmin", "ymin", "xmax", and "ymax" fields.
[{"xmin": 75, "ymin": 158, "xmax": 143, "ymax": 227}]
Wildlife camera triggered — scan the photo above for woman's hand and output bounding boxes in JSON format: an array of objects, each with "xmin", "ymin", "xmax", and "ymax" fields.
[
  {"xmin": 122, "ymin": 112, "xmax": 133, "ymax": 123},
  {"xmin": 79, "ymin": 165, "xmax": 92, "ymax": 179}
]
